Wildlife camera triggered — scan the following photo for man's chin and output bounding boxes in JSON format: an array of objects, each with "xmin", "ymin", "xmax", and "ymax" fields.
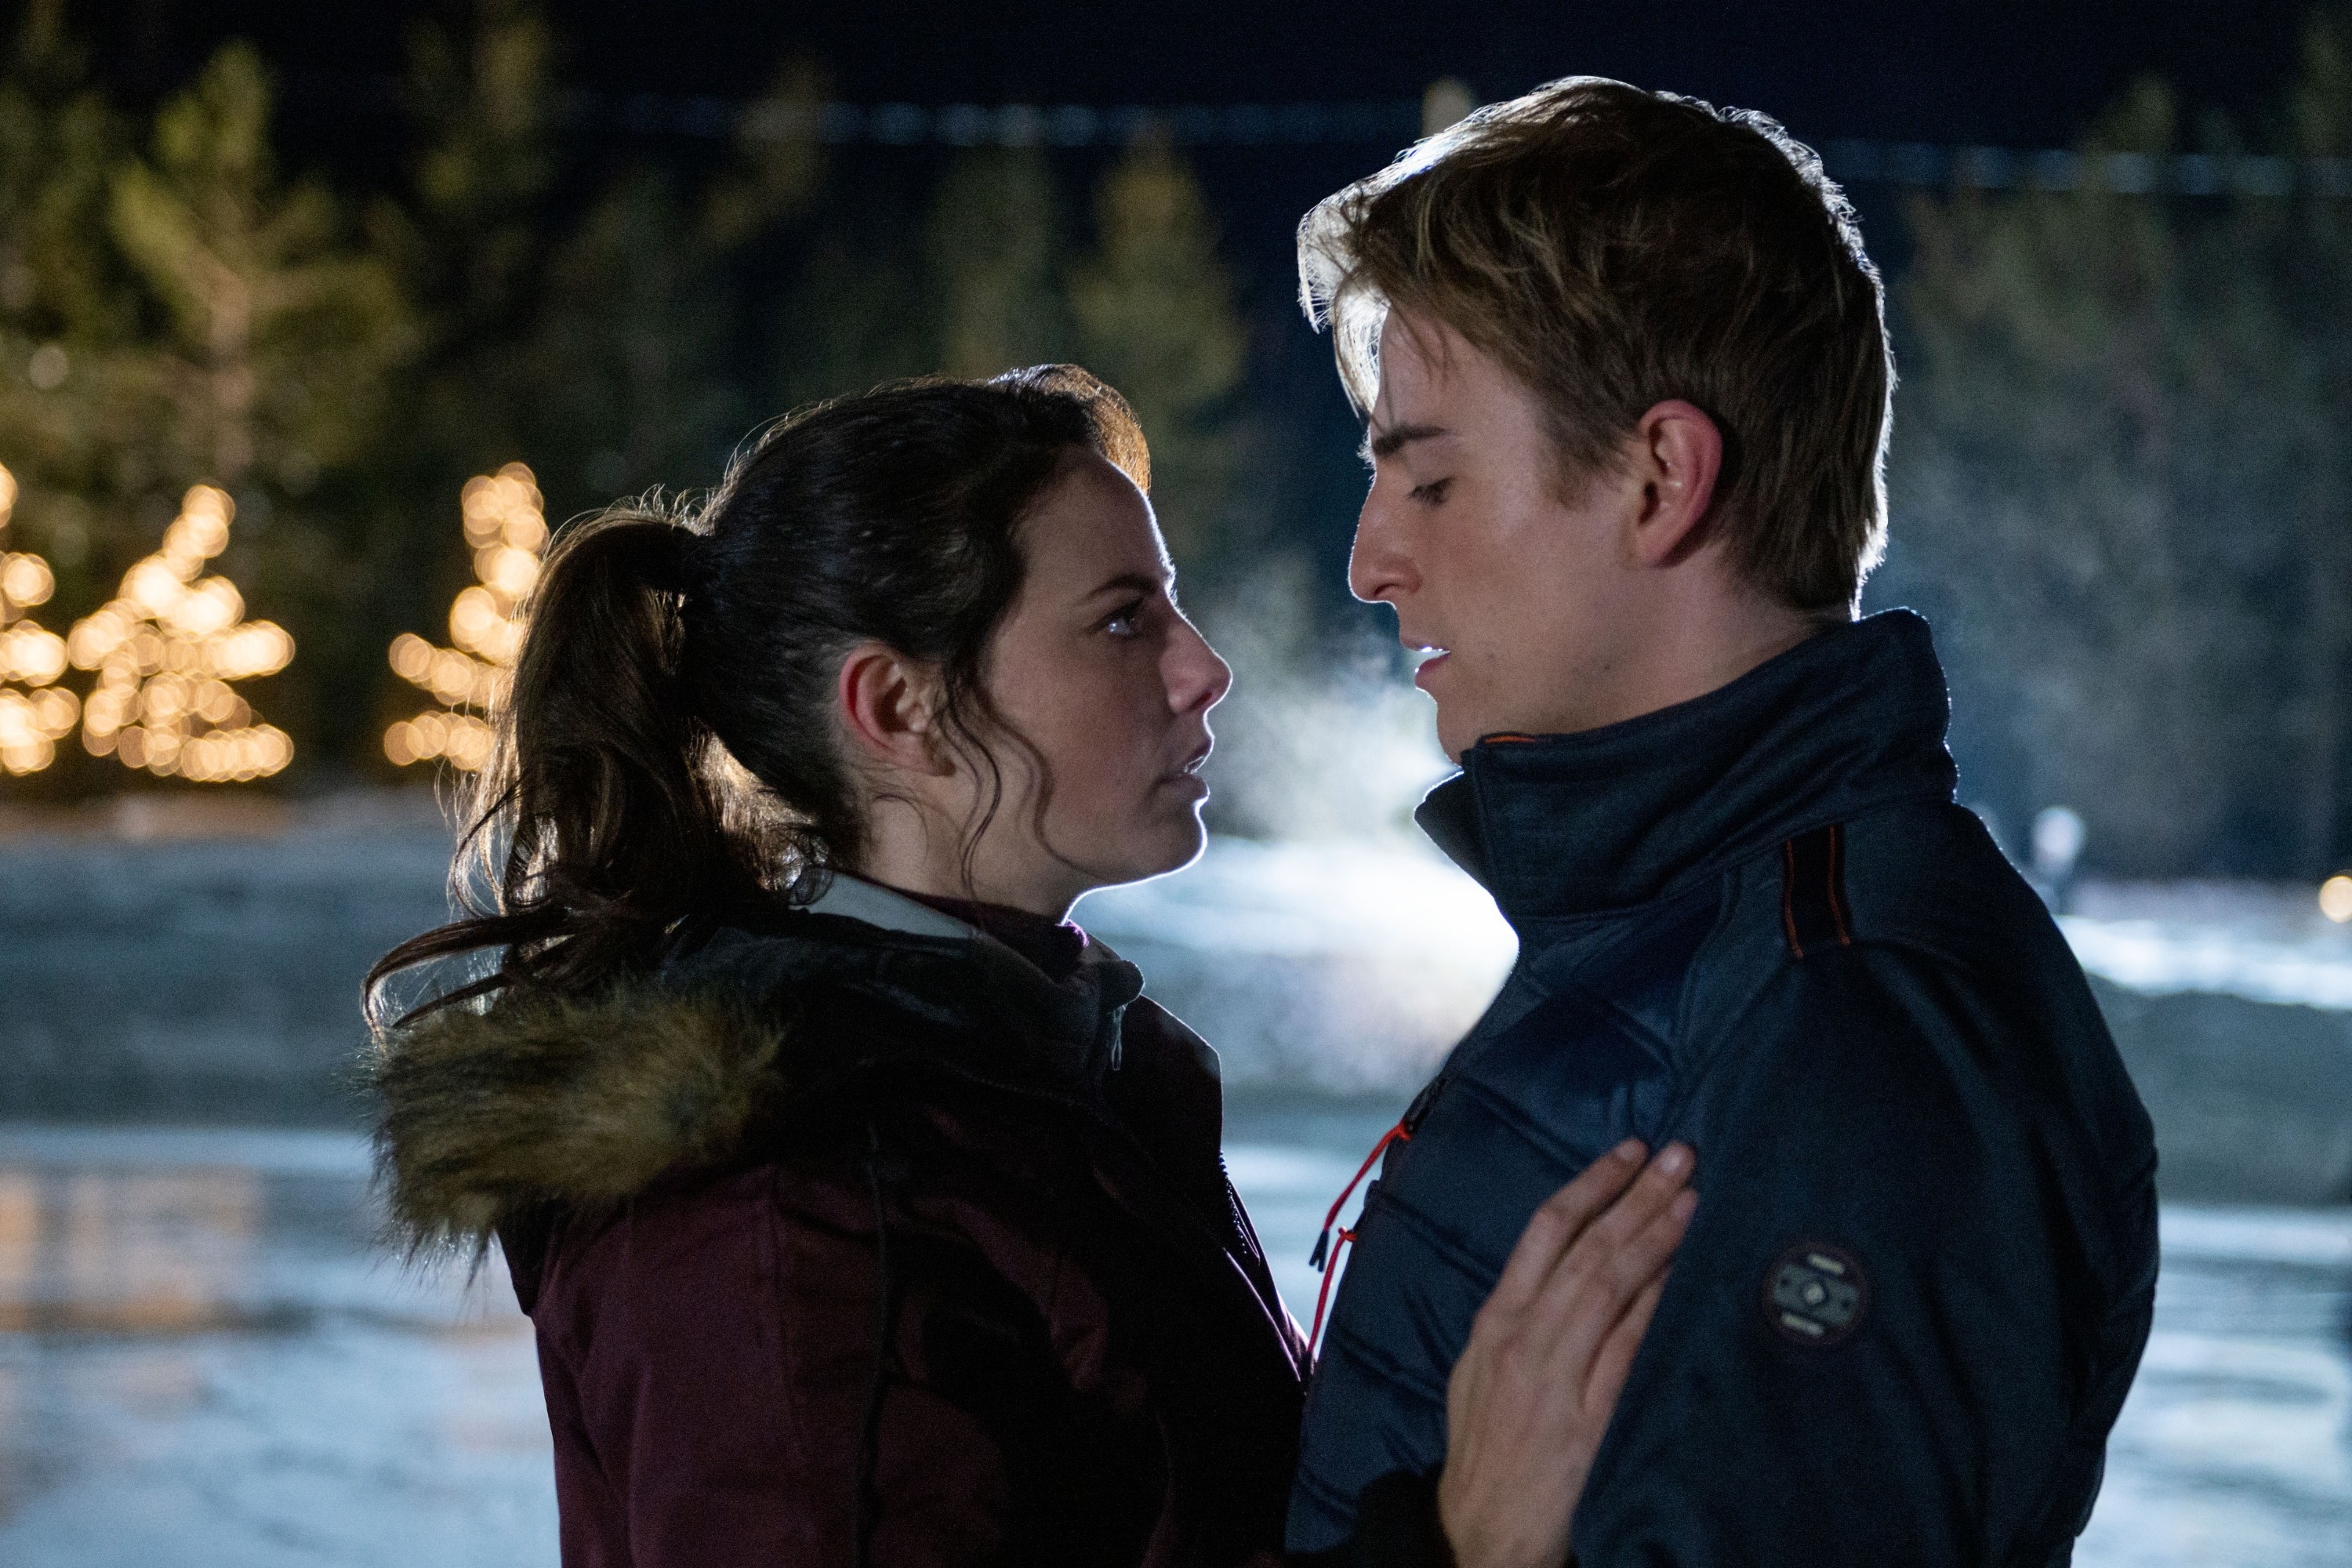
[{"xmin": 1433, "ymin": 710, "xmax": 1479, "ymax": 765}]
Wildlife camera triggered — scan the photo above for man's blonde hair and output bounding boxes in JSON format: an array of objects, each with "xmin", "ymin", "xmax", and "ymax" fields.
[{"xmin": 1299, "ymin": 77, "xmax": 1893, "ymax": 611}]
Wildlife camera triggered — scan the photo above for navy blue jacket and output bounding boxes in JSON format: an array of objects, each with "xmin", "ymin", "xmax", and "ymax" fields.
[{"xmin": 1287, "ymin": 612, "xmax": 2158, "ymax": 1566}]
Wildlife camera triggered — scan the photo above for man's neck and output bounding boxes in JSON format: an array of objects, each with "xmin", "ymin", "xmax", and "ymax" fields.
[{"xmin": 1566, "ymin": 580, "xmax": 1842, "ymax": 736}]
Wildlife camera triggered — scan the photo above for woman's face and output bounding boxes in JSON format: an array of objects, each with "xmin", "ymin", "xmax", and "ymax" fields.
[{"xmin": 964, "ymin": 451, "xmax": 1232, "ymax": 912}]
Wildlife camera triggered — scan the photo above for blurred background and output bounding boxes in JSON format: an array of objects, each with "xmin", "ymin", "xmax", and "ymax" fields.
[{"xmin": 1, "ymin": 1, "xmax": 2350, "ymax": 1563}]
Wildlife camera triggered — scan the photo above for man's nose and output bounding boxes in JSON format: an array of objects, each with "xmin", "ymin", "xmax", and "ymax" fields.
[{"xmin": 1347, "ymin": 485, "xmax": 1416, "ymax": 606}]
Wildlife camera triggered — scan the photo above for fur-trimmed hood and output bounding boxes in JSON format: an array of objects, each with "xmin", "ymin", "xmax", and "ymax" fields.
[
  {"xmin": 372, "ymin": 982, "xmax": 788, "ymax": 1255},
  {"xmin": 370, "ymin": 880, "xmax": 1147, "ymax": 1257}
]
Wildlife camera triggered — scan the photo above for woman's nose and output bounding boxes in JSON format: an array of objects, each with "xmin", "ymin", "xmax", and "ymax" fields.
[{"xmin": 1169, "ymin": 619, "xmax": 1233, "ymax": 714}]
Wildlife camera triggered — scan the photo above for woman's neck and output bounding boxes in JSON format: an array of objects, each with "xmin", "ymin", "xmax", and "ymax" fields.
[{"xmin": 850, "ymin": 817, "xmax": 1082, "ymax": 922}]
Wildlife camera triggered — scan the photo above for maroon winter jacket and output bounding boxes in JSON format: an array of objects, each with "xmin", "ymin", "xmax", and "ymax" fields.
[{"xmin": 374, "ymin": 877, "xmax": 1310, "ymax": 1567}]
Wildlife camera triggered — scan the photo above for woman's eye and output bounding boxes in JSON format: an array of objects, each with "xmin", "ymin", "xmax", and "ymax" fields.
[{"xmin": 1410, "ymin": 477, "xmax": 1453, "ymax": 506}]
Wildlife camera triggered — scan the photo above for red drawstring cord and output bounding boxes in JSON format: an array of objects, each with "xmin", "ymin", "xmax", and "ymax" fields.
[{"xmin": 1307, "ymin": 1118, "xmax": 1412, "ymax": 1354}]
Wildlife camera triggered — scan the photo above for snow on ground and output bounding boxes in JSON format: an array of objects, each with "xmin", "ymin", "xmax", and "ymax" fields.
[
  {"xmin": 2063, "ymin": 880, "xmax": 2352, "ymax": 1011},
  {"xmin": 1092, "ymin": 842, "xmax": 2352, "ymax": 1018}
]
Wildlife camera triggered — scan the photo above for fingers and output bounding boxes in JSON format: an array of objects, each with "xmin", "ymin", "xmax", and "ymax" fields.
[
  {"xmin": 1559, "ymin": 1157, "xmax": 1695, "ymax": 1308},
  {"xmin": 1437, "ymin": 1167, "xmax": 1694, "ymax": 1568},
  {"xmin": 1581, "ymin": 1272, "xmax": 1667, "ymax": 1412},
  {"xmin": 1483, "ymin": 1139, "xmax": 1647, "ymax": 1318},
  {"xmin": 1520, "ymin": 1161, "xmax": 1696, "ymax": 1384}
]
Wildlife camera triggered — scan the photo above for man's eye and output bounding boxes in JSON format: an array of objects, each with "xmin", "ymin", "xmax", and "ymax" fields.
[
  {"xmin": 1410, "ymin": 478, "xmax": 1453, "ymax": 505},
  {"xmin": 1104, "ymin": 601, "xmax": 1145, "ymax": 637}
]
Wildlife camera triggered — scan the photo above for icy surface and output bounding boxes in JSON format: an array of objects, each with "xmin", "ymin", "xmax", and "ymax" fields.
[
  {"xmin": 2063, "ymin": 880, "xmax": 2352, "ymax": 1011},
  {"xmin": 1073, "ymin": 838, "xmax": 1519, "ymax": 1092},
  {"xmin": 1091, "ymin": 843, "xmax": 2352, "ymax": 1023},
  {"xmin": 5, "ymin": 811, "xmax": 2348, "ymax": 1113},
  {"xmin": 0, "ymin": 1121, "xmax": 2343, "ymax": 1566}
]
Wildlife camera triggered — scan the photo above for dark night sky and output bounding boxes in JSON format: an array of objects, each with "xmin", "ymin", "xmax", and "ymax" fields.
[
  {"xmin": 54, "ymin": 1, "xmax": 2327, "ymax": 585},
  {"xmin": 74, "ymin": 2, "xmax": 2314, "ymax": 150}
]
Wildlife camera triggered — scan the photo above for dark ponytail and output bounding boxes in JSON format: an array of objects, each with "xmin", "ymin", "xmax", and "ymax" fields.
[{"xmin": 368, "ymin": 365, "xmax": 1149, "ymax": 1020}]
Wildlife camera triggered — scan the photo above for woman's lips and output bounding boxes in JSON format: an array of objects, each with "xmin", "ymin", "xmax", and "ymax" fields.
[{"xmin": 1159, "ymin": 739, "xmax": 1213, "ymax": 791}]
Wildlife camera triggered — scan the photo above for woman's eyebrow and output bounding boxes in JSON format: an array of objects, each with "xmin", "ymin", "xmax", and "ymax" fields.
[{"xmin": 1086, "ymin": 570, "xmax": 1166, "ymax": 599}]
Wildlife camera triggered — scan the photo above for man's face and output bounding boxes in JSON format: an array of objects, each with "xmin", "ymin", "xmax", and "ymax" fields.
[{"xmin": 1351, "ymin": 310, "xmax": 1646, "ymax": 760}]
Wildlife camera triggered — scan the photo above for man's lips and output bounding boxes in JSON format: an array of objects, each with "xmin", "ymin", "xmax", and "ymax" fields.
[{"xmin": 1407, "ymin": 641, "xmax": 1450, "ymax": 691}]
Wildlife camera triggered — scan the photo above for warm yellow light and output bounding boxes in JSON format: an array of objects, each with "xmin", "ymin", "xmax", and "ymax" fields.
[
  {"xmin": 0, "ymin": 687, "xmax": 73, "ymax": 775},
  {"xmin": 502, "ymin": 512, "xmax": 548, "ymax": 553},
  {"xmin": 67, "ymin": 605, "xmax": 132, "ymax": 669},
  {"xmin": 1, "ymin": 622, "xmax": 66, "ymax": 685},
  {"xmin": 388, "ymin": 632, "xmax": 434, "ymax": 683},
  {"xmin": 163, "ymin": 577, "xmax": 244, "ymax": 637},
  {"xmin": 388, "ymin": 464, "xmax": 545, "ymax": 770},
  {"xmin": 0, "ymin": 470, "xmax": 67, "ymax": 775},
  {"xmin": 29, "ymin": 685, "xmax": 76, "ymax": 735},
  {"xmin": 193, "ymin": 678, "xmax": 238, "ymax": 725},
  {"xmin": 445, "ymin": 714, "xmax": 493, "ymax": 771},
  {"xmin": 0, "ymin": 735, "xmax": 54, "ymax": 775},
  {"xmin": 82, "ymin": 686, "xmax": 126, "ymax": 736},
  {"xmin": 448, "ymin": 586, "xmax": 503, "ymax": 652},
  {"xmin": 2, "ymin": 552, "xmax": 53, "ymax": 608},
  {"xmin": 2322, "ymin": 876, "xmax": 2352, "ymax": 924},
  {"xmin": 125, "ymin": 557, "xmax": 185, "ymax": 616},
  {"xmin": 61, "ymin": 484, "xmax": 292, "ymax": 781}
]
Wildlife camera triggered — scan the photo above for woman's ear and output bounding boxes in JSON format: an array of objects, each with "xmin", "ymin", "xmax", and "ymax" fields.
[{"xmin": 837, "ymin": 642, "xmax": 949, "ymax": 775}]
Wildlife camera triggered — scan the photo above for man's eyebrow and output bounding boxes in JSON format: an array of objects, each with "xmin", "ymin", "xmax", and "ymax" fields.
[{"xmin": 1364, "ymin": 422, "xmax": 1451, "ymax": 461}]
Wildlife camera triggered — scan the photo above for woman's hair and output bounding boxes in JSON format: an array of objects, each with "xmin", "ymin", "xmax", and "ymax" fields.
[{"xmin": 368, "ymin": 365, "xmax": 1150, "ymax": 1018}]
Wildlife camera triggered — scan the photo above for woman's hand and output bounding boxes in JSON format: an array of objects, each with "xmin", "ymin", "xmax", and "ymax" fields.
[{"xmin": 1437, "ymin": 1140, "xmax": 1697, "ymax": 1568}]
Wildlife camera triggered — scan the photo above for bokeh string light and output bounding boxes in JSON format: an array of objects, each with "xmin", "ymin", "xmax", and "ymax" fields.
[
  {"xmin": 383, "ymin": 463, "xmax": 547, "ymax": 772},
  {"xmin": 0, "ymin": 463, "xmax": 79, "ymax": 775},
  {"xmin": 64, "ymin": 485, "xmax": 294, "ymax": 782}
]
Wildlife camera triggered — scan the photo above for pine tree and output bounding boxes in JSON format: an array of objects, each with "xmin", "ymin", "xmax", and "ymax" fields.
[
  {"xmin": 64, "ymin": 484, "xmax": 292, "ymax": 781},
  {"xmin": 383, "ymin": 463, "xmax": 545, "ymax": 773},
  {"xmin": 0, "ymin": 462, "xmax": 75, "ymax": 774},
  {"xmin": 93, "ymin": 42, "xmax": 418, "ymax": 782},
  {"xmin": 107, "ymin": 42, "xmax": 415, "ymax": 499},
  {"xmin": 1069, "ymin": 141, "xmax": 1248, "ymax": 567},
  {"xmin": 386, "ymin": 0, "xmax": 561, "ymax": 477},
  {"xmin": 518, "ymin": 167, "xmax": 743, "ymax": 506},
  {"xmin": 1882, "ymin": 27, "xmax": 2352, "ymax": 876},
  {"xmin": 927, "ymin": 147, "xmax": 1067, "ymax": 379},
  {"xmin": 0, "ymin": 0, "xmax": 146, "ymax": 605}
]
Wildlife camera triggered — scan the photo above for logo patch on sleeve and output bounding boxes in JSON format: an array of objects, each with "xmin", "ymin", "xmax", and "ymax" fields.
[{"xmin": 1763, "ymin": 1242, "xmax": 1868, "ymax": 1347}]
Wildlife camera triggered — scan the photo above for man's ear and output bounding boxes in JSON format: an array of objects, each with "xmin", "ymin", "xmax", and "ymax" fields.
[
  {"xmin": 1625, "ymin": 400, "xmax": 1725, "ymax": 568},
  {"xmin": 837, "ymin": 642, "xmax": 948, "ymax": 775}
]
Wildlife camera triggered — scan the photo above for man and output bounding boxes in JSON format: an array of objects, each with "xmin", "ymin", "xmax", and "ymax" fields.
[{"xmin": 1287, "ymin": 79, "xmax": 2158, "ymax": 1566}]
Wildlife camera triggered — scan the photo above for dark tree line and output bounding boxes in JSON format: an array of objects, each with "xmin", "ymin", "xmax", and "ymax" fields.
[
  {"xmin": 0, "ymin": 0, "xmax": 1254, "ymax": 797},
  {"xmin": 5, "ymin": 0, "xmax": 2352, "ymax": 880},
  {"xmin": 1875, "ymin": 9, "xmax": 2352, "ymax": 879}
]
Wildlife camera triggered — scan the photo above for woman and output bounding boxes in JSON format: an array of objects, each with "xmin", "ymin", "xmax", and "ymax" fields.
[{"xmin": 368, "ymin": 367, "xmax": 1693, "ymax": 1568}]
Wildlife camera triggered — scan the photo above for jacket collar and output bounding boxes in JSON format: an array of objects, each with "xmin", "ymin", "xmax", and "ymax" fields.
[
  {"xmin": 681, "ymin": 872, "xmax": 1146, "ymax": 1089},
  {"xmin": 1415, "ymin": 610, "xmax": 1958, "ymax": 924},
  {"xmin": 372, "ymin": 882, "xmax": 1149, "ymax": 1256},
  {"xmin": 803, "ymin": 871, "xmax": 984, "ymax": 941}
]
